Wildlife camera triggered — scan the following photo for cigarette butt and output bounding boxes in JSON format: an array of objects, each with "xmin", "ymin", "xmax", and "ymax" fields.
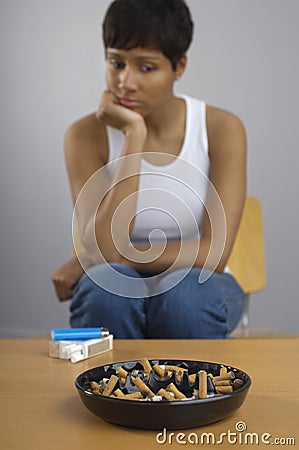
[
  {"xmin": 220, "ymin": 366, "xmax": 227, "ymax": 376},
  {"xmin": 119, "ymin": 377, "xmax": 127, "ymax": 386},
  {"xmin": 141, "ymin": 357, "xmax": 152, "ymax": 374},
  {"xmin": 199, "ymin": 370, "xmax": 207, "ymax": 399},
  {"xmin": 131, "ymin": 376, "xmax": 155, "ymax": 397},
  {"xmin": 113, "ymin": 388, "xmax": 125, "ymax": 397},
  {"xmin": 166, "ymin": 383, "xmax": 186, "ymax": 399},
  {"xmin": 153, "ymin": 364, "xmax": 166, "ymax": 378},
  {"xmin": 158, "ymin": 388, "xmax": 175, "ymax": 401},
  {"xmin": 213, "ymin": 371, "xmax": 235, "ymax": 382},
  {"xmin": 233, "ymin": 379, "xmax": 245, "ymax": 390},
  {"xmin": 214, "ymin": 380, "xmax": 232, "ymax": 387},
  {"xmin": 90, "ymin": 381, "xmax": 100, "ymax": 394},
  {"xmin": 165, "ymin": 365, "xmax": 188, "ymax": 373},
  {"xmin": 117, "ymin": 367, "xmax": 128, "ymax": 378},
  {"xmin": 102, "ymin": 374, "xmax": 119, "ymax": 396},
  {"xmin": 188, "ymin": 373, "xmax": 197, "ymax": 384},
  {"xmin": 123, "ymin": 391, "xmax": 143, "ymax": 400},
  {"xmin": 215, "ymin": 385, "xmax": 233, "ymax": 395}
]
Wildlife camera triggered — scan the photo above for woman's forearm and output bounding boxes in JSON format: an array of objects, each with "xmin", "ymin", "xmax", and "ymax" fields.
[
  {"xmin": 82, "ymin": 122, "xmax": 147, "ymax": 263},
  {"xmin": 121, "ymin": 237, "xmax": 226, "ymax": 274}
]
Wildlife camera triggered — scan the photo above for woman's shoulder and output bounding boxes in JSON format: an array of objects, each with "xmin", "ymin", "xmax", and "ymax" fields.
[
  {"xmin": 64, "ymin": 112, "xmax": 108, "ymax": 163},
  {"xmin": 65, "ymin": 113, "xmax": 106, "ymax": 140},
  {"xmin": 181, "ymin": 95, "xmax": 245, "ymax": 130},
  {"xmin": 206, "ymin": 104, "xmax": 246, "ymax": 149}
]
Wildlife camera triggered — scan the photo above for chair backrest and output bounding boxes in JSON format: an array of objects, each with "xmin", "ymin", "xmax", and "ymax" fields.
[{"xmin": 227, "ymin": 196, "xmax": 266, "ymax": 294}]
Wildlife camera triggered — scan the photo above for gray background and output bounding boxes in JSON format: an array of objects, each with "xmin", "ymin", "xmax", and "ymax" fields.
[{"xmin": 1, "ymin": 0, "xmax": 298, "ymax": 337}]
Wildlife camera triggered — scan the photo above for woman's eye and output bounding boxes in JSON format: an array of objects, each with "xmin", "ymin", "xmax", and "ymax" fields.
[
  {"xmin": 109, "ymin": 60, "xmax": 125, "ymax": 70},
  {"xmin": 140, "ymin": 65, "xmax": 156, "ymax": 73}
]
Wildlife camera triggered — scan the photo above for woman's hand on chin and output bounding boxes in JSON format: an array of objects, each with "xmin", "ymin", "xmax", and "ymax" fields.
[{"xmin": 95, "ymin": 90, "xmax": 146, "ymax": 136}]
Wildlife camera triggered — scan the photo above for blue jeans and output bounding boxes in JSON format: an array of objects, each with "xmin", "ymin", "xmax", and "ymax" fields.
[{"xmin": 70, "ymin": 263, "xmax": 244, "ymax": 339}]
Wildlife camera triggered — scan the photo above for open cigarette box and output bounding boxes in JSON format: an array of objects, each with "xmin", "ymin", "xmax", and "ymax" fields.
[{"xmin": 49, "ymin": 334, "xmax": 113, "ymax": 363}]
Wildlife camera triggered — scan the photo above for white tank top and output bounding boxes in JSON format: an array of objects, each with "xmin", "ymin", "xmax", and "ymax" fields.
[{"xmin": 106, "ymin": 95, "xmax": 210, "ymax": 245}]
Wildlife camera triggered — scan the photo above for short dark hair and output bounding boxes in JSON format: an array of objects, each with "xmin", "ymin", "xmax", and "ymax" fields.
[{"xmin": 102, "ymin": 0, "xmax": 193, "ymax": 70}]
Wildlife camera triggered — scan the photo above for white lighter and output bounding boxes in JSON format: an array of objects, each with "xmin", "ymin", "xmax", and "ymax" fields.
[{"xmin": 49, "ymin": 334, "xmax": 113, "ymax": 363}]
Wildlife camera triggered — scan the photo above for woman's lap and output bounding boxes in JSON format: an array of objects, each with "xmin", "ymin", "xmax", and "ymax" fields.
[{"xmin": 70, "ymin": 263, "xmax": 244, "ymax": 339}]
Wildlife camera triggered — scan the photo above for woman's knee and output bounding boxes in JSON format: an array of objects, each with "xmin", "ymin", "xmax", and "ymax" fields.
[
  {"xmin": 82, "ymin": 263, "xmax": 149, "ymax": 298},
  {"xmin": 147, "ymin": 269, "xmax": 234, "ymax": 338},
  {"xmin": 70, "ymin": 263, "xmax": 149, "ymax": 337}
]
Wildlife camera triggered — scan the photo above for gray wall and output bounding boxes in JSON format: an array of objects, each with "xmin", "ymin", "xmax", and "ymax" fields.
[{"xmin": 1, "ymin": 0, "xmax": 298, "ymax": 337}]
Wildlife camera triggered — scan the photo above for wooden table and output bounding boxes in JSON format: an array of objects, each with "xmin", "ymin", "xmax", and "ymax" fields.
[{"xmin": 1, "ymin": 338, "xmax": 298, "ymax": 449}]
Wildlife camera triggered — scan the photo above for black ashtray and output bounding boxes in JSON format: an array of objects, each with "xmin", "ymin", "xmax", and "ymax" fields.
[{"xmin": 75, "ymin": 359, "xmax": 251, "ymax": 429}]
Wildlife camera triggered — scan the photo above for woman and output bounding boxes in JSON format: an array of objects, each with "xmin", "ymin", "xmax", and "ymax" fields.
[{"xmin": 52, "ymin": 0, "xmax": 246, "ymax": 339}]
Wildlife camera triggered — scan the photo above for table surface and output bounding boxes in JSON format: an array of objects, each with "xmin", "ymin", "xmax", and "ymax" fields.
[{"xmin": 1, "ymin": 338, "xmax": 298, "ymax": 449}]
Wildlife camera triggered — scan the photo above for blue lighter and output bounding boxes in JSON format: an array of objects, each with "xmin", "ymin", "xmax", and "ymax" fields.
[{"xmin": 51, "ymin": 327, "xmax": 109, "ymax": 341}]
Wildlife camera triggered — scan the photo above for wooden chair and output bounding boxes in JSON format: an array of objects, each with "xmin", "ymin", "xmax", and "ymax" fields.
[{"xmin": 227, "ymin": 196, "xmax": 266, "ymax": 334}]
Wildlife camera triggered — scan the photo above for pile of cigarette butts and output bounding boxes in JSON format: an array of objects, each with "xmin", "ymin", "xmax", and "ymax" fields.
[{"xmin": 86, "ymin": 358, "xmax": 246, "ymax": 402}]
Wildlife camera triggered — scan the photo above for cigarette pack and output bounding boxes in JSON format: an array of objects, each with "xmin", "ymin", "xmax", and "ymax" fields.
[{"xmin": 49, "ymin": 334, "xmax": 113, "ymax": 363}]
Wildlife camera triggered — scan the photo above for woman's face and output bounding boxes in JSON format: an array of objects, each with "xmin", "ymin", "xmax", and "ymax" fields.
[{"xmin": 105, "ymin": 46, "xmax": 183, "ymax": 117}]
